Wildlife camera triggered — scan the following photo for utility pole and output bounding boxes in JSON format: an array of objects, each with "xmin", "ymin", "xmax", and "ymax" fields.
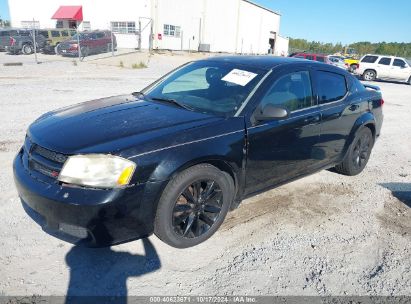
[{"xmin": 32, "ymin": 18, "xmax": 38, "ymax": 64}]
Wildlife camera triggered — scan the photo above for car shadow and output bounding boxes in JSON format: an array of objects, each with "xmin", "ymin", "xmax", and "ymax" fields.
[
  {"xmin": 20, "ymin": 200, "xmax": 161, "ymax": 302},
  {"xmin": 65, "ymin": 237, "xmax": 161, "ymax": 304},
  {"xmin": 380, "ymin": 182, "xmax": 411, "ymax": 208}
]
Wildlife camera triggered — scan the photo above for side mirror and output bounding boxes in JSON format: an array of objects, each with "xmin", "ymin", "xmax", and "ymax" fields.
[{"xmin": 254, "ymin": 104, "xmax": 289, "ymax": 122}]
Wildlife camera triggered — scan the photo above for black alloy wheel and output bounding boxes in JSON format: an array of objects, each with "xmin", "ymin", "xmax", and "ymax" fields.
[
  {"xmin": 334, "ymin": 127, "xmax": 374, "ymax": 176},
  {"xmin": 154, "ymin": 164, "xmax": 234, "ymax": 248},
  {"xmin": 172, "ymin": 179, "xmax": 223, "ymax": 238},
  {"xmin": 351, "ymin": 130, "xmax": 372, "ymax": 171}
]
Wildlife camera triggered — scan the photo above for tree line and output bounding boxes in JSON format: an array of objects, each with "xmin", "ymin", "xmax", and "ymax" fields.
[{"xmin": 289, "ymin": 38, "xmax": 411, "ymax": 58}]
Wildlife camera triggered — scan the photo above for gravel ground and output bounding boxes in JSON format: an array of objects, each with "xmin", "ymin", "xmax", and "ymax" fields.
[{"xmin": 0, "ymin": 52, "xmax": 410, "ymax": 297}]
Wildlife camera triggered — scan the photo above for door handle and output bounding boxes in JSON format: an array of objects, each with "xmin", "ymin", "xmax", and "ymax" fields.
[{"xmin": 304, "ymin": 115, "xmax": 320, "ymax": 124}]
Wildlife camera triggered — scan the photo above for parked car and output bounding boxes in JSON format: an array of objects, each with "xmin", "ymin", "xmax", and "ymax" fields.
[
  {"xmin": 343, "ymin": 57, "xmax": 360, "ymax": 72},
  {"xmin": 57, "ymin": 30, "xmax": 116, "ymax": 57},
  {"xmin": 6, "ymin": 29, "xmax": 48, "ymax": 54},
  {"xmin": 41, "ymin": 28, "xmax": 77, "ymax": 54},
  {"xmin": 328, "ymin": 56, "xmax": 348, "ymax": 70},
  {"xmin": 290, "ymin": 52, "xmax": 328, "ymax": 63},
  {"xmin": 13, "ymin": 57, "xmax": 383, "ymax": 248},
  {"xmin": 356, "ymin": 54, "xmax": 411, "ymax": 85},
  {"xmin": 0, "ymin": 28, "xmax": 29, "ymax": 51}
]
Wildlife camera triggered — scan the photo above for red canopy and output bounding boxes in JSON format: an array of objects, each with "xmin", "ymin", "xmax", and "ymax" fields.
[{"xmin": 52, "ymin": 6, "xmax": 83, "ymax": 21}]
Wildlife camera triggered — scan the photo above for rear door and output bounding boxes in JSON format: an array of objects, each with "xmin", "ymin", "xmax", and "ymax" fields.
[
  {"xmin": 313, "ymin": 69, "xmax": 361, "ymax": 165},
  {"xmin": 245, "ymin": 66, "xmax": 321, "ymax": 194}
]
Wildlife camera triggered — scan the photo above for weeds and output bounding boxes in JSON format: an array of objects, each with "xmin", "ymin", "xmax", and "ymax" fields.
[{"xmin": 132, "ymin": 61, "xmax": 147, "ymax": 69}]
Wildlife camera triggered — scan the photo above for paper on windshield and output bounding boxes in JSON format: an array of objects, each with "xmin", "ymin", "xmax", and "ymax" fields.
[{"xmin": 222, "ymin": 69, "xmax": 258, "ymax": 86}]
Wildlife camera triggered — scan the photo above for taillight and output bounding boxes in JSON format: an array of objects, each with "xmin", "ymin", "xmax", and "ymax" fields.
[
  {"xmin": 9, "ymin": 37, "xmax": 15, "ymax": 46},
  {"xmin": 380, "ymin": 99, "xmax": 384, "ymax": 106}
]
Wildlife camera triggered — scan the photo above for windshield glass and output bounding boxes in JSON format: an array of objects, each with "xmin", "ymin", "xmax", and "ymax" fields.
[
  {"xmin": 144, "ymin": 61, "xmax": 267, "ymax": 116},
  {"xmin": 406, "ymin": 59, "xmax": 411, "ymax": 67}
]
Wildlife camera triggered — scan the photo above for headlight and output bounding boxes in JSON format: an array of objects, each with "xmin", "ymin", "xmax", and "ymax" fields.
[{"xmin": 58, "ymin": 154, "xmax": 136, "ymax": 188}]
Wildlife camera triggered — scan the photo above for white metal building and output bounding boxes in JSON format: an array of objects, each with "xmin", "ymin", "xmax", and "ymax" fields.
[{"xmin": 7, "ymin": 0, "xmax": 289, "ymax": 55}]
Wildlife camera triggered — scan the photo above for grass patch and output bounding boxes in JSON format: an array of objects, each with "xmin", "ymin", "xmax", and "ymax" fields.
[{"xmin": 132, "ymin": 61, "xmax": 148, "ymax": 69}]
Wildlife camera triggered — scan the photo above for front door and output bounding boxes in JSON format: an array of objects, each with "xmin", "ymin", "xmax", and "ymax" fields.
[
  {"xmin": 245, "ymin": 68, "xmax": 321, "ymax": 195},
  {"xmin": 391, "ymin": 58, "xmax": 411, "ymax": 82}
]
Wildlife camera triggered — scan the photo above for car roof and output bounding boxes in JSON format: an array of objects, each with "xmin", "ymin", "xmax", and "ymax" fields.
[
  {"xmin": 202, "ymin": 55, "xmax": 346, "ymax": 73},
  {"xmin": 203, "ymin": 55, "xmax": 312, "ymax": 70}
]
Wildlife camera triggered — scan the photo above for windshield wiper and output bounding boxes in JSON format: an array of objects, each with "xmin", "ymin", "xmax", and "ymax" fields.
[{"xmin": 150, "ymin": 97, "xmax": 194, "ymax": 111}]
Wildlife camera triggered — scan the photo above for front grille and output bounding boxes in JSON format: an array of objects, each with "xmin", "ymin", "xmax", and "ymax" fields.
[
  {"xmin": 24, "ymin": 137, "xmax": 68, "ymax": 179},
  {"xmin": 32, "ymin": 144, "xmax": 68, "ymax": 163}
]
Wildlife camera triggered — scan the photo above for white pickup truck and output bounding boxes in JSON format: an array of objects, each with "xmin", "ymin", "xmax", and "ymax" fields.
[{"xmin": 357, "ymin": 54, "xmax": 411, "ymax": 85}]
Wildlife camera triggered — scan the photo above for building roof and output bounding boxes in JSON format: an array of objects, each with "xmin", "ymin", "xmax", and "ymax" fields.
[
  {"xmin": 51, "ymin": 6, "xmax": 83, "ymax": 21},
  {"xmin": 242, "ymin": 0, "xmax": 281, "ymax": 16}
]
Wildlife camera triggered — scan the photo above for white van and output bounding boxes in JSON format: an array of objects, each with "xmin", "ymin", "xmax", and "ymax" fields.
[{"xmin": 357, "ymin": 54, "xmax": 411, "ymax": 84}]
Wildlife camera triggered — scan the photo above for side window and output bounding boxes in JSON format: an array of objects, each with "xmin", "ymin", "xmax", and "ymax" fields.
[
  {"xmin": 38, "ymin": 31, "xmax": 49, "ymax": 38},
  {"xmin": 316, "ymin": 71, "xmax": 347, "ymax": 104},
  {"xmin": 306, "ymin": 55, "xmax": 314, "ymax": 61},
  {"xmin": 260, "ymin": 71, "xmax": 314, "ymax": 112},
  {"xmin": 361, "ymin": 55, "xmax": 378, "ymax": 63},
  {"xmin": 378, "ymin": 57, "xmax": 391, "ymax": 65},
  {"xmin": 61, "ymin": 30, "xmax": 69, "ymax": 37},
  {"xmin": 51, "ymin": 30, "xmax": 60, "ymax": 38},
  {"xmin": 393, "ymin": 59, "xmax": 406, "ymax": 68}
]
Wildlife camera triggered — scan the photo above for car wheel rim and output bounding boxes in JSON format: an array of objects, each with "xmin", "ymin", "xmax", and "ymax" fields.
[
  {"xmin": 172, "ymin": 179, "xmax": 223, "ymax": 239},
  {"xmin": 365, "ymin": 72, "xmax": 374, "ymax": 80},
  {"xmin": 352, "ymin": 133, "xmax": 371, "ymax": 169}
]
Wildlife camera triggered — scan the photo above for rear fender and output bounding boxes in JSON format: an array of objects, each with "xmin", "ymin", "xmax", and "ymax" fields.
[{"xmin": 342, "ymin": 112, "xmax": 376, "ymax": 158}]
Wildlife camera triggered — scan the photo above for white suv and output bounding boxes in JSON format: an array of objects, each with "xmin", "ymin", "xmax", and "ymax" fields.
[{"xmin": 357, "ymin": 54, "xmax": 411, "ymax": 84}]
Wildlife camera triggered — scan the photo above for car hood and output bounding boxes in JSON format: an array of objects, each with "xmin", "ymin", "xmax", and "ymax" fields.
[{"xmin": 28, "ymin": 94, "xmax": 222, "ymax": 154}]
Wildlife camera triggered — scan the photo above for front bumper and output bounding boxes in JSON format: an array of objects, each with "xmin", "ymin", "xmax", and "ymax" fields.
[
  {"xmin": 13, "ymin": 150, "xmax": 165, "ymax": 246},
  {"xmin": 6, "ymin": 45, "xmax": 20, "ymax": 54}
]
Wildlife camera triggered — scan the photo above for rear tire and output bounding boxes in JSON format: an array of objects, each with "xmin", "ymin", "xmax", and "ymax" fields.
[
  {"xmin": 334, "ymin": 127, "xmax": 374, "ymax": 176},
  {"xmin": 154, "ymin": 164, "xmax": 234, "ymax": 248},
  {"xmin": 54, "ymin": 43, "xmax": 61, "ymax": 55},
  {"xmin": 22, "ymin": 44, "xmax": 33, "ymax": 55},
  {"xmin": 363, "ymin": 70, "xmax": 376, "ymax": 81}
]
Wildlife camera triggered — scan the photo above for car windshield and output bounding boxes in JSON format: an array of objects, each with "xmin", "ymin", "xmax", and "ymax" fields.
[
  {"xmin": 144, "ymin": 61, "xmax": 267, "ymax": 117},
  {"xmin": 406, "ymin": 59, "xmax": 411, "ymax": 66}
]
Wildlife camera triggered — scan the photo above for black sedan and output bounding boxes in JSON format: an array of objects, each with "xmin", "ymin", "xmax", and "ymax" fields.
[{"xmin": 13, "ymin": 56, "xmax": 383, "ymax": 248}]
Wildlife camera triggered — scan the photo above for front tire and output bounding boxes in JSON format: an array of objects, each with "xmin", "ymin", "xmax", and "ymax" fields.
[
  {"xmin": 363, "ymin": 70, "xmax": 377, "ymax": 81},
  {"xmin": 334, "ymin": 127, "xmax": 374, "ymax": 176},
  {"xmin": 154, "ymin": 164, "xmax": 234, "ymax": 248},
  {"xmin": 22, "ymin": 44, "xmax": 33, "ymax": 55}
]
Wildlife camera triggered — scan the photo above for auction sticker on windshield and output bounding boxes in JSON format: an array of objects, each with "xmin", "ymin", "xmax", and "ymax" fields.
[{"xmin": 222, "ymin": 69, "xmax": 258, "ymax": 86}]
